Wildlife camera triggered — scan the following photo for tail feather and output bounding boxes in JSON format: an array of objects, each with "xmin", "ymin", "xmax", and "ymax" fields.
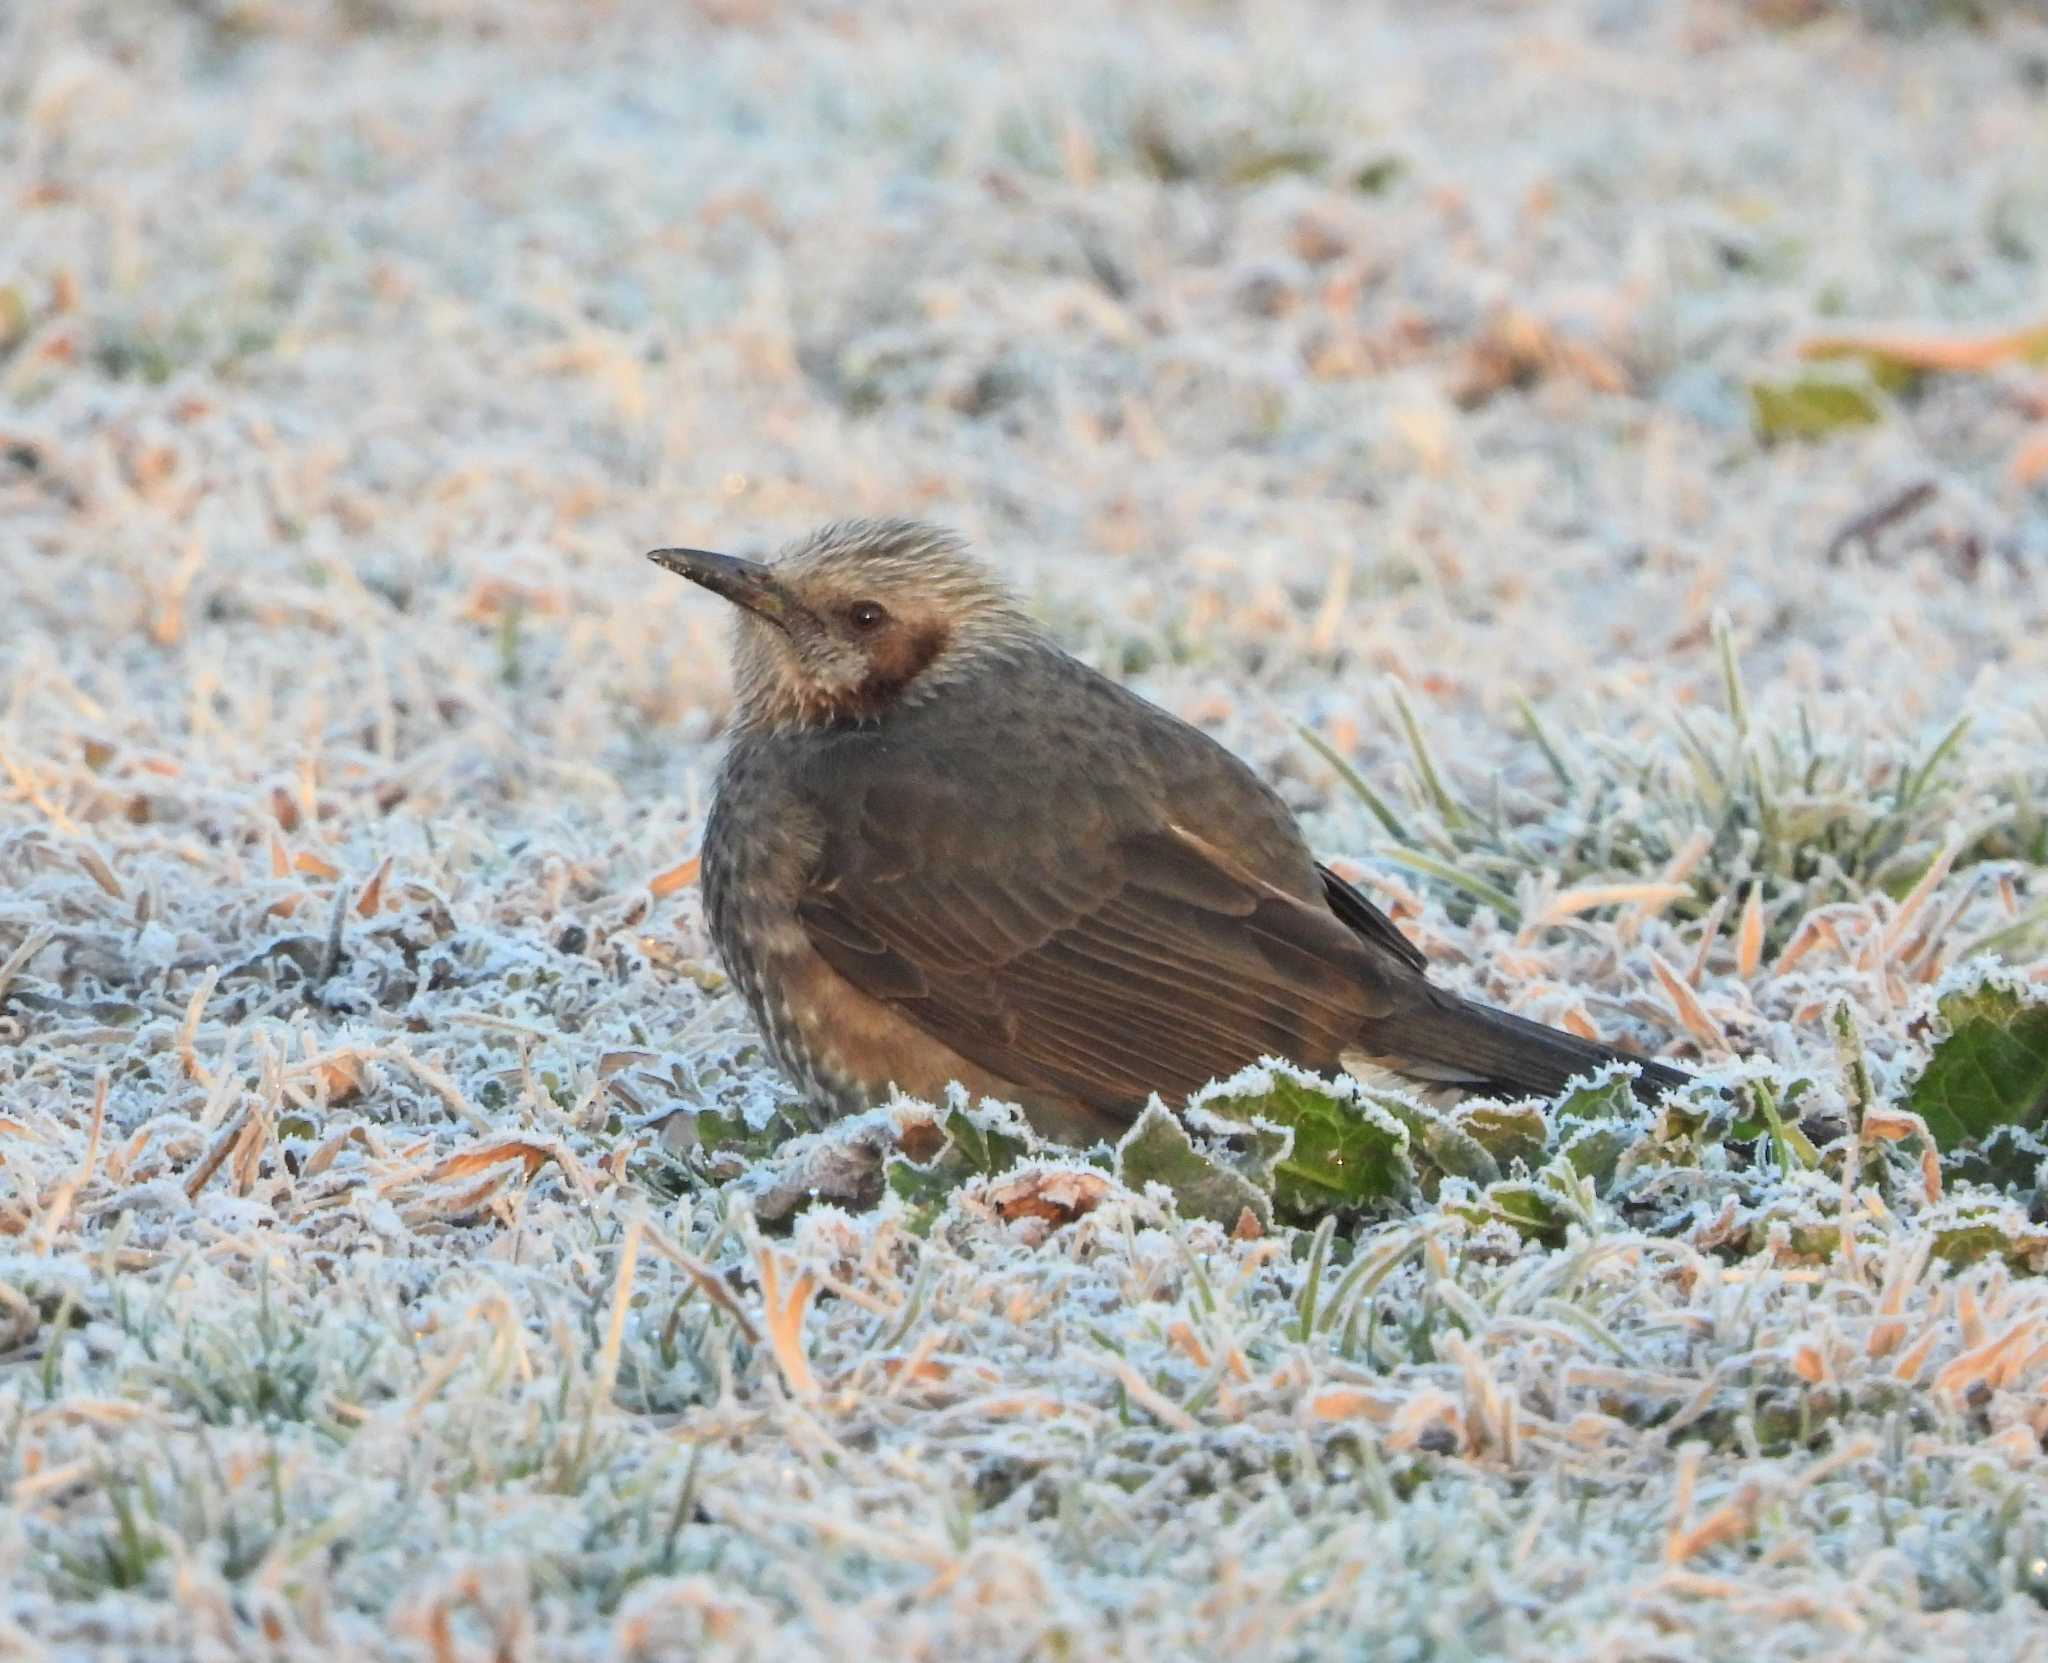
[{"xmin": 1353, "ymin": 987, "xmax": 1690, "ymax": 1106}]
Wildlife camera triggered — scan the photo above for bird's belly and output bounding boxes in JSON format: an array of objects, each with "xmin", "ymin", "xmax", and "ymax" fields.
[{"xmin": 724, "ymin": 922, "xmax": 1124, "ymax": 1141}]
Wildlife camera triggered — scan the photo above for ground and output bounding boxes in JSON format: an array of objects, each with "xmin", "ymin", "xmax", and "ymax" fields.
[{"xmin": 4, "ymin": 0, "xmax": 2048, "ymax": 1657}]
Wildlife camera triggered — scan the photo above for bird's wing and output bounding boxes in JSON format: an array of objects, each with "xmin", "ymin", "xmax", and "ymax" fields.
[
  {"xmin": 1316, "ymin": 863, "xmax": 1429, "ymax": 974},
  {"xmin": 796, "ymin": 810, "xmax": 1406, "ymax": 1115}
]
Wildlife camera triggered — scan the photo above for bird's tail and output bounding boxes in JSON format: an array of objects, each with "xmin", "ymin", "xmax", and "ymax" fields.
[{"xmin": 1349, "ymin": 985, "xmax": 1690, "ymax": 1106}]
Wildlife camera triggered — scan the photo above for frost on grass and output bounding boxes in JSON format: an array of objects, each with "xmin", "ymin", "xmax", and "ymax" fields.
[{"xmin": 5, "ymin": 0, "xmax": 2048, "ymax": 1657}]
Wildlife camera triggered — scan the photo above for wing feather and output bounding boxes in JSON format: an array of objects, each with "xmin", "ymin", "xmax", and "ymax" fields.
[
  {"xmin": 797, "ymin": 815, "xmax": 1412, "ymax": 1115},
  {"xmin": 1317, "ymin": 863, "xmax": 1428, "ymax": 973}
]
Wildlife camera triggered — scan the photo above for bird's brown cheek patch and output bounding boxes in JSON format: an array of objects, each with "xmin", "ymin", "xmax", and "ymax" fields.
[{"xmin": 831, "ymin": 624, "xmax": 950, "ymax": 722}]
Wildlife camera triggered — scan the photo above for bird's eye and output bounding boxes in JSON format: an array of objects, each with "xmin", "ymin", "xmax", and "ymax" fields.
[{"xmin": 846, "ymin": 601, "xmax": 889, "ymax": 631}]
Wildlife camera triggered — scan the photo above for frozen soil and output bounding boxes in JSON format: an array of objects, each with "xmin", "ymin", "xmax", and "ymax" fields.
[{"xmin": 4, "ymin": 0, "xmax": 2048, "ymax": 1657}]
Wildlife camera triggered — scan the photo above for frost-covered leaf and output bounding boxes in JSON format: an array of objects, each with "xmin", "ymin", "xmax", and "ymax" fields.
[
  {"xmin": 1930, "ymin": 1217, "xmax": 2020, "ymax": 1270},
  {"xmin": 1183, "ymin": 1105, "xmax": 1293, "ymax": 1193},
  {"xmin": 884, "ymin": 1154, "xmax": 958, "ymax": 1237},
  {"xmin": 882, "ymin": 1104, "xmax": 1036, "ymax": 1235},
  {"xmin": 1943, "ymin": 1123, "xmax": 2048, "ymax": 1197},
  {"xmin": 1194, "ymin": 1064, "xmax": 1411, "ymax": 1216},
  {"xmin": 1453, "ymin": 1101, "xmax": 1548, "ymax": 1172},
  {"xmin": 1116, "ymin": 1101, "xmax": 1272, "ymax": 1227},
  {"xmin": 1554, "ymin": 1073, "xmax": 1635, "ymax": 1123},
  {"xmin": 1558, "ymin": 1119, "xmax": 1632, "ymax": 1188},
  {"xmin": 985, "ymin": 1166, "xmax": 1113, "ymax": 1233},
  {"xmin": 1551, "ymin": 1068, "xmax": 1655, "ymax": 1190},
  {"xmin": 1908, "ymin": 978, "xmax": 2048, "ymax": 1153},
  {"xmin": 1382, "ymin": 1096, "xmax": 1499, "ymax": 1190},
  {"xmin": 679, "ymin": 1106, "xmax": 806, "ymax": 1165},
  {"xmin": 944, "ymin": 1106, "xmax": 1031, "ymax": 1173},
  {"xmin": 1923, "ymin": 1197, "xmax": 2048, "ymax": 1272},
  {"xmin": 1449, "ymin": 1176, "xmax": 1570, "ymax": 1247},
  {"xmin": 741, "ymin": 1116, "xmax": 897, "ymax": 1227}
]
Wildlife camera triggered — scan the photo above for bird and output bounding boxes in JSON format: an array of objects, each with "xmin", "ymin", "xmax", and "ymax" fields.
[{"xmin": 652, "ymin": 520, "xmax": 1690, "ymax": 1146}]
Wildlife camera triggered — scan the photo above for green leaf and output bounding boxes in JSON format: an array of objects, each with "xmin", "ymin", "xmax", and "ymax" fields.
[
  {"xmin": 1554, "ymin": 1074, "xmax": 1636, "ymax": 1123},
  {"xmin": 1116, "ymin": 1103, "xmax": 1272, "ymax": 1227},
  {"xmin": 1193, "ymin": 1066, "xmax": 1412, "ymax": 1218},
  {"xmin": 1380, "ymin": 1095, "xmax": 1499, "ymax": 1191},
  {"xmin": 1452, "ymin": 1101, "xmax": 1549, "ymax": 1173},
  {"xmin": 0, "ymin": 284, "xmax": 29, "ymax": 352},
  {"xmin": 884, "ymin": 1157, "xmax": 957, "ymax": 1237},
  {"xmin": 1907, "ymin": 978, "xmax": 2048, "ymax": 1152},
  {"xmin": 1942, "ymin": 1123, "xmax": 2048, "ymax": 1196},
  {"xmin": 688, "ymin": 1108, "xmax": 802, "ymax": 1163},
  {"xmin": 1183, "ymin": 1106, "xmax": 1292, "ymax": 1194},
  {"xmin": 1557, "ymin": 1120, "xmax": 1632, "ymax": 1189},
  {"xmin": 882, "ymin": 1105, "xmax": 1036, "ymax": 1235},
  {"xmin": 1749, "ymin": 376, "xmax": 1884, "ymax": 443},
  {"xmin": 1450, "ymin": 1177, "xmax": 1570, "ymax": 1247},
  {"xmin": 943, "ymin": 1107, "xmax": 1030, "ymax": 1174},
  {"xmin": 1654, "ymin": 1085, "xmax": 1736, "ymax": 1146},
  {"xmin": 1546, "ymin": 1069, "xmax": 1655, "ymax": 1191},
  {"xmin": 1929, "ymin": 1217, "xmax": 2021, "ymax": 1270},
  {"xmin": 1352, "ymin": 155, "xmax": 1406, "ymax": 195}
]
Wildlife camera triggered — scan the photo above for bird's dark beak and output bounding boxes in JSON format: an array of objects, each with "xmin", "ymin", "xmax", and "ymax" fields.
[{"xmin": 647, "ymin": 547, "xmax": 798, "ymax": 629}]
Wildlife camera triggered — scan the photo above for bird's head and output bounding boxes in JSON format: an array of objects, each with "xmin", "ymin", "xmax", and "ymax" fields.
[{"xmin": 649, "ymin": 520, "xmax": 1034, "ymax": 731}]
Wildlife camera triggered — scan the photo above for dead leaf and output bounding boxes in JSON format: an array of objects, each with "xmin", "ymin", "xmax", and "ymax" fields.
[
  {"xmin": 428, "ymin": 1140, "xmax": 554, "ymax": 1184},
  {"xmin": 311, "ymin": 1051, "xmax": 367, "ymax": 1104},
  {"xmin": 895, "ymin": 1116, "xmax": 947, "ymax": 1165},
  {"xmin": 74, "ymin": 845, "xmax": 122, "ymax": 898},
  {"xmin": 986, "ymin": 1167, "xmax": 1112, "ymax": 1231},
  {"xmin": 356, "ymin": 856, "xmax": 392, "ymax": 918},
  {"xmin": 302, "ymin": 1124, "xmax": 374, "ymax": 1178}
]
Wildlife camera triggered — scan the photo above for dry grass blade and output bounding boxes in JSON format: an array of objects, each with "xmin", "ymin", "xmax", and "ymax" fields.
[
  {"xmin": 175, "ymin": 965, "xmax": 223, "ymax": 1086},
  {"xmin": 362, "ymin": 1045, "xmax": 495, "ymax": 1133},
  {"xmin": 595, "ymin": 1206, "xmax": 646, "ymax": 1409},
  {"xmin": 1083, "ymin": 1351, "xmax": 1200, "ymax": 1433},
  {"xmin": 640, "ymin": 1222, "xmax": 761, "ymax": 1344},
  {"xmin": 755, "ymin": 1243, "xmax": 821, "ymax": 1400},
  {"xmin": 1534, "ymin": 881, "xmax": 1692, "ymax": 926},
  {"xmin": 1650, "ymin": 953, "xmax": 1727, "ymax": 1050},
  {"xmin": 1687, "ymin": 893, "xmax": 1729, "ymax": 985},
  {"xmin": 1736, "ymin": 886, "xmax": 1765, "ymax": 979},
  {"xmin": 183, "ymin": 1106, "xmax": 252, "ymax": 1201},
  {"xmin": 649, "ymin": 853, "xmax": 702, "ymax": 897},
  {"xmin": 0, "ymin": 926, "xmax": 56, "ymax": 1008},
  {"xmin": 1800, "ymin": 317, "xmax": 2048, "ymax": 375}
]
